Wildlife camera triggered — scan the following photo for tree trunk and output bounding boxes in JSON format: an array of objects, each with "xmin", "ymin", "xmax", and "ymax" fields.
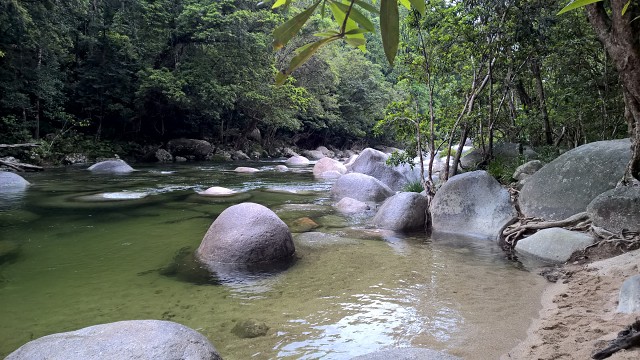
[
  {"xmin": 531, "ymin": 59, "xmax": 552, "ymax": 145},
  {"xmin": 586, "ymin": 1, "xmax": 640, "ymax": 185}
]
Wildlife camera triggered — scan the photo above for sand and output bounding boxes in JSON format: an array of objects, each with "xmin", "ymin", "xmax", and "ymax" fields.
[{"xmin": 503, "ymin": 249, "xmax": 640, "ymax": 360}]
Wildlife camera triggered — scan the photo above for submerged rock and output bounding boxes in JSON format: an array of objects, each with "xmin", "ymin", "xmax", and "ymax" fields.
[
  {"xmin": 234, "ymin": 166, "xmax": 259, "ymax": 173},
  {"xmin": 196, "ymin": 203, "xmax": 295, "ymax": 269},
  {"xmin": 351, "ymin": 348, "xmax": 461, "ymax": 360},
  {"xmin": 430, "ymin": 171, "xmax": 517, "ymax": 240},
  {"xmin": 519, "ymin": 139, "xmax": 631, "ymax": 220},
  {"xmin": 514, "ymin": 228, "xmax": 595, "ymax": 264},
  {"xmin": 232, "ymin": 319, "xmax": 269, "ymax": 338},
  {"xmin": 6, "ymin": 320, "xmax": 222, "ymax": 360},
  {"xmin": 289, "ymin": 217, "xmax": 320, "ymax": 233},
  {"xmin": 87, "ymin": 160, "xmax": 135, "ymax": 174},
  {"xmin": 334, "ymin": 197, "xmax": 371, "ymax": 214}
]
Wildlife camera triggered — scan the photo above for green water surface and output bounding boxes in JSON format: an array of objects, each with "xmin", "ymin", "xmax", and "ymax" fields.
[{"xmin": 0, "ymin": 162, "xmax": 545, "ymax": 359}]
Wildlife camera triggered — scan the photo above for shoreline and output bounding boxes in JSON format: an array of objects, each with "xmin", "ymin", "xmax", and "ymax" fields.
[{"xmin": 502, "ymin": 249, "xmax": 640, "ymax": 360}]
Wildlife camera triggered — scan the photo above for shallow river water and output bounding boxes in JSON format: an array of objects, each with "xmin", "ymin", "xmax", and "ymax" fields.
[{"xmin": 0, "ymin": 161, "xmax": 545, "ymax": 359}]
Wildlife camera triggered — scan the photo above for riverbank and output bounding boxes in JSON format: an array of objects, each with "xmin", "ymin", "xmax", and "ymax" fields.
[{"xmin": 503, "ymin": 249, "xmax": 640, "ymax": 360}]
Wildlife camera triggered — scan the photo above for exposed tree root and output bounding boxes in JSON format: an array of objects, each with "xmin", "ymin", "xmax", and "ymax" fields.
[
  {"xmin": 584, "ymin": 226, "xmax": 640, "ymax": 253},
  {"xmin": 592, "ymin": 319, "xmax": 640, "ymax": 359}
]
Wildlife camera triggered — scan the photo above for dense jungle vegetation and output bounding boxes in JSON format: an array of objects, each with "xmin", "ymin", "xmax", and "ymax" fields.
[{"xmin": 0, "ymin": 0, "xmax": 637, "ymax": 176}]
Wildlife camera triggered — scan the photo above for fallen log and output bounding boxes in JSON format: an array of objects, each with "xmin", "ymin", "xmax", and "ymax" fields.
[
  {"xmin": 0, "ymin": 143, "xmax": 40, "ymax": 149},
  {"xmin": 0, "ymin": 159, "xmax": 43, "ymax": 172}
]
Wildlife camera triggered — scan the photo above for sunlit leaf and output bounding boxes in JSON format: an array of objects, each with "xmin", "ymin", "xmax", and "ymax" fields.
[
  {"xmin": 330, "ymin": 2, "xmax": 366, "ymax": 50},
  {"xmin": 273, "ymin": 0, "xmax": 321, "ymax": 50},
  {"xmin": 272, "ymin": 0, "xmax": 287, "ymax": 9},
  {"xmin": 314, "ymin": 30, "xmax": 341, "ymax": 37},
  {"xmin": 557, "ymin": 0, "xmax": 604, "ymax": 15},
  {"xmin": 276, "ymin": 37, "xmax": 339, "ymax": 85},
  {"xmin": 354, "ymin": 0, "xmax": 379, "ymax": 14},
  {"xmin": 622, "ymin": 0, "xmax": 631, "ymax": 15},
  {"xmin": 344, "ymin": 35, "xmax": 366, "ymax": 48},
  {"xmin": 399, "ymin": 0, "xmax": 411, "ymax": 11},
  {"xmin": 344, "ymin": 28, "xmax": 369, "ymax": 35},
  {"xmin": 380, "ymin": 0, "xmax": 399, "ymax": 64},
  {"xmin": 408, "ymin": 0, "xmax": 425, "ymax": 16},
  {"xmin": 332, "ymin": 2, "xmax": 375, "ymax": 32}
]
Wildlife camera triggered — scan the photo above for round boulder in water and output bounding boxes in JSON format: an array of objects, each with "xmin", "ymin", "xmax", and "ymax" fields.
[
  {"xmin": 0, "ymin": 172, "xmax": 29, "ymax": 190},
  {"xmin": 313, "ymin": 157, "xmax": 347, "ymax": 177},
  {"xmin": 87, "ymin": 160, "xmax": 135, "ymax": 174},
  {"xmin": 198, "ymin": 186, "xmax": 236, "ymax": 196},
  {"xmin": 285, "ymin": 155, "xmax": 310, "ymax": 167},
  {"xmin": 372, "ymin": 192, "xmax": 429, "ymax": 232},
  {"xmin": 331, "ymin": 173, "xmax": 393, "ymax": 202},
  {"xmin": 5, "ymin": 320, "xmax": 222, "ymax": 360},
  {"xmin": 196, "ymin": 202, "xmax": 295, "ymax": 269}
]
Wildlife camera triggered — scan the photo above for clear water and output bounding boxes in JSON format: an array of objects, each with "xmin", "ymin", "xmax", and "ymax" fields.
[{"xmin": 0, "ymin": 162, "xmax": 544, "ymax": 359}]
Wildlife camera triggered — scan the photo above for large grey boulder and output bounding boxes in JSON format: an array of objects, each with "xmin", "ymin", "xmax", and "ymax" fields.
[
  {"xmin": 514, "ymin": 228, "xmax": 595, "ymax": 264},
  {"xmin": 6, "ymin": 320, "xmax": 222, "ymax": 360},
  {"xmin": 519, "ymin": 139, "xmax": 631, "ymax": 220},
  {"xmin": 302, "ymin": 149, "xmax": 325, "ymax": 160},
  {"xmin": 372, "ymin": 192, "xmax": 429, "ymax": 232},
  {"xmin": 617, "ymin": 274, "xmax": 640, "ymax": 313},
  {"xmin": 0, "ymin": 172, "xmax": 30, "ymax": 190},
  {"xmin": 513, "ymin": 160, "xmax": 544, "ymax": 181},
  {"xmin": 87, "ymin": 160, "xmax": 135, "ymax": 174},
  {"xmin": 285, "ymin": 155, "xmax": 310, "ymax": 167},
  {"xmin": 430, "ymin": 170, "xmax": 517, "ymax": 240},
  {"xmin": 351, "ymin": 348, "xmax": 461, "ymax": 360},
  {"xmin": 313, "ymin": 157, "xmax": 347, "ymax": 177},
  {"xmin": 494, "ymin": 142, "xmax": 538, "ymax": 160},
  {"xmin": 167, "ymin": 138, "xmax": 213, "ymax": 160},
  {"xmin": 348, "ymin": 148, "xmax": 409, "ymax": 191},
  {"xmin": 196, "ymin": 203, "xmax": 295, "ymax": 268},
  {"xmin": 331, "ymin": 173, "xmax": 393, "ymax": 202},
  {"xmin": 587, "ymin": 186, "xmax": 640, "ymax": 233}
]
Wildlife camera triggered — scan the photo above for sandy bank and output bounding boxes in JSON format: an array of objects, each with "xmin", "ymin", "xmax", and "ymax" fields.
[{"xmin": 503, "ymin": 249, "xmax": 640, "ymax": 360}]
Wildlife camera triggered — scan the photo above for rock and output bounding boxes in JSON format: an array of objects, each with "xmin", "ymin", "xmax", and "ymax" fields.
[
  {"xmin": 617, "ymin": 274, "xmax": 640, "ymax": 313},
  {"xmin": 167, "ymin": 138, "xmax": 213, "ymax": 160},
  {"xmin": 275, "ymin": 165, "xmax": 288, "ymax": 172},
  {"xmin": 289, "ymin": 217, "xmax": 320, "ymax": 233},
  {"xmin": 0, "ymin": 172, "xmax": 30, "ymax": 189},
  {"xmin": 302, "ymin": 150, "xmax": 325, "ymax": 160},
  {"xmin": 62, "ymin": 153, "xmax": 89, "ymax": 165},
  {"xmin": 334, "ymin": 197, "xmax": 371, "ymax": 214},
  {"xmin": 282, "ymin": 147, "xmax": 299, "ymax": 157},
  {"xmin": 5, "ymin": 320, "xmax": 222, "ymax": 360},
  {"xmin": 199, "ymin": 187, "xmax": 235, "ymax": 196},
  {"xmin": 232, "ymin": 319, "xmax": 269, "ymax": 339},
  {"xmin": 372, "ymin": 192, "xmax": 429, "ymax": 232},
  {"xmin": 514, "ymin": 228, "xmax": 595, "ymax": 264},
  {"xmin": 351, "ymin": 348, "xmax": 462, "ymax": 360},
  {"xmin": 175, "ymin": 156, "xmax": 187, "ymax": 162},
  {"xmin": 348, "ymin": 148, "xmax": 409, "ymax": 191},
  {"xmin": 513, "ymin": 160, "xmax": 544, "ymax": 181},
  {"xmin": 247, "ymin": 128, "xmax": 262, "ymax": 142},
  {"xmin": 231, "ymin": 150, "xmax": 249, "ymax": 160},
  {"xmin": 343, "ymin": 154, "xmax": 358, "ymax": 168},
  {"xmin": 234, "ymin": 167, "xmax": 259, "ymax": 173},
  {"xmin": 519, "ymin": 139, "xmax": 631, "ymax": 220},
  {"xmin": 316, "ymin": 170, "xmax": 342, "ymax": 179},
  {"xmin": 331, "ymin": 173, "xmax": 393, "ymax": 202},
  {"xmin": 285, "ymin": 155, "xmax": 310, "ymax": 167},
  {"xmin": 313, "ymin": 157, "xmax": 347, "ymax": 177},
  {"xmin": 316, "ymin": 146, "xmax": 335, "ymax": 158},
  {"xmin": 196, "ymin": 203, "xmax": 295, "ymax": 268},
  {"xmin": 155, "ymin": 149, "xmax": 173, "ymax": 162},
  {"xmin": 430, "ymin": 170, "xmax": 517, "ymax": 240},
  {"xmin": 294, "ymin": 232, "xmax": 360, "ymax": 249},
  {"xmin": 460, "ymin": 149, "xmax": 484, "ymax": 170},
  {"xmin": 494, "ymin": 142, "xmax": 538, "ymax": 160},
  {"xmin": 87, "ymin": 160, "xmax": 135, "ymax": 174},
  {"xmin": 587, "ymin": 186, "xmax": 640, "ymax": 233}
]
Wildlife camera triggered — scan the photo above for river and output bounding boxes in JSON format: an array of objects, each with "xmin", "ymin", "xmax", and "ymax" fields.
[{"xmin": 0, "ymin": 161, "xmax": 545, "ymax": 359}]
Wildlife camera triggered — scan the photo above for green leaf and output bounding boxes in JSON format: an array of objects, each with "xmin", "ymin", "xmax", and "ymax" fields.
[
  {"xmin": 399, "ymin": 0, "xmax": 411, "ymax": 11},
  {"xmin": 276, "ymin": 37, "xmax": 339, "ymax": 85},
  {"xmin": 332, "ymin": 2, "xmax": 375, "ymax": 32},
  {"xmin": 272, "ymin": 0, "xmax": 287, "ymax": 9},
  {"xmin": 408, "ymin": 0, "xmax": 425, "ymax": 16},
  {"xmin": 344, "ymin": 28, "xmax": 369, "ymax": 35},
  {"xmin": 557, "ymin": 0, "xmax": 604, "ymax": 15},
  {"xmin": 380, "ymin": 0, "xmax": 399, "ymax": 64},
  {"xmin": 344, "ymin": 35, "xmax": 366, "ymax": 47},
  {"xmin": 622, "ymin": 0, "xmax": 631, "ymax": 15},
  {"xmin": 354, "ymin": 0, "xmax": 379, "ymax": 14},
  {"xmin": 273, "ymin": 0, "xmax": 322, "ymax": 50},
  {"xmin": 314, "ymin": 30, "xmax": 341, "ymax": 37}
]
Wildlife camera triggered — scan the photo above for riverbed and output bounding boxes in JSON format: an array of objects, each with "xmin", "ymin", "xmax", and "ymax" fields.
[{"xmin": 0, "ymin": 161, "xmax": 545, "ymax": 359}]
